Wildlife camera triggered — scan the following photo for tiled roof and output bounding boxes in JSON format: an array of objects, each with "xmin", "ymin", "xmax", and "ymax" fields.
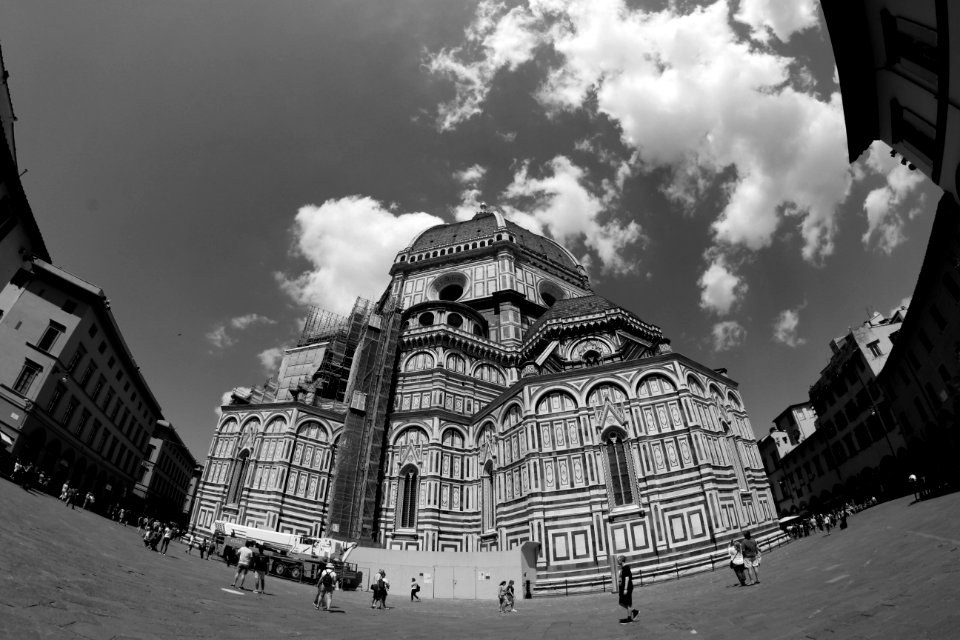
[
  {"xmin": 524, "ymin": 294, "xmax": 662, "ymax": 341},
  {"xmin": 407, "ymin": 213, "xmax": 580, "ymax": 272}
]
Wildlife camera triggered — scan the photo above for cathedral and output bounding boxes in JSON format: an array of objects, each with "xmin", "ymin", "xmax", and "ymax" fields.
[{"xmin": 189, "ymin": 205, "xmax": 779, "ymax": 591}]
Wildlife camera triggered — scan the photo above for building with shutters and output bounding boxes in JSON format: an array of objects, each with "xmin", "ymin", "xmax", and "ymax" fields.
[{"xmin": 189, "ymin": 204, "xmax": 780, "ymax": 593}]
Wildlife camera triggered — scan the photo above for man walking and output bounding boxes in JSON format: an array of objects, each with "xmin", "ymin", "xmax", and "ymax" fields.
[
  {"xmin": 741, "ymin": 530, "xmax": 761, "ymax": 585},
  {"xmin": 159, "ymin": 525, "xmax": 173, "ymax": 555},
  {"xmin": 231, "ymin": 541, "xmax": 255, "ymax": 590},
  {"xmin": 617, "ymin": 556, "xmax": 638, "ymax": 624},
  {"xmin": 316, "ymin": 563, "xmax": 337, "ymax": 611}
]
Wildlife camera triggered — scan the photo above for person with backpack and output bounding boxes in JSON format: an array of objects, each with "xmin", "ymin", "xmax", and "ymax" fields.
[
  {"xmin": 410, "ymin": 577, "xmax": 421, "ymax": 602},
  {"xmin": 316, "ymin": 563, "xmax": 337, "ymax": 611}
]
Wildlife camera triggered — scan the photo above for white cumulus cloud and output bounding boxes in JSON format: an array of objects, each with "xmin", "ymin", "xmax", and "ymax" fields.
[
  {"xmin": 734, "ymin": 0, "xmax": 821, "ymax": 43},
  {"xmin": 712, "ymin": 320, "xmax": 747, "ymax": 351},
  {"xmin": 206, "ymin": 313, "xmax": 277, "ymax": 350},
  {"xmin": 276, "ymin": 196, "xmax": 443, "ymax": 314},
  {"xmin": 699, "ymin": 256, "xmax": 747, "ymax": 316},
  {"xmin": 861, "ymin": 142, "xmax": 927, "ymax": 254},
  {"xmin": 428, "ymin": 0, "xmax": 853, "ymax": 267},
  {"xmin": 773, "ymin": 307, "xmax": 806, "ymax": 347},
  {"xmin": 258, "ymin": 347, "xmax": 285, "ymax": 375},
  {"xmin": 453, "ymin": 164, "xmax": 488, "ymax": 221},
  {"xmin": 500, "ymin": 156, "xmax": 644, "ymax": 275},
  {"xmin": 230, "ymin": 314, "xmax": 276, "ymax": 330}
]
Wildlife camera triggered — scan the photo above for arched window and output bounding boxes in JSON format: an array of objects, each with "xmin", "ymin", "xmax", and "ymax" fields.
[
  {"xmin": 481, "ymin": 460, "xmax": 495, "ymax": 531},
  {"xmin": 441, "ymin": 428, "xmax": 464, "ymax": 448},
  {"xmin": 397, "ymin": 466, "xmax": 419, "ymax": 529},
  {"xmin": 536, "ymin": 390, "xmax": 576, "ymax": 415},
  {"xmin": 587, "ymin": 383, "xmax": 628, "ymax": 406},
  {"xmin": 727, "ymin": 393, "xmax": 743, "ymax": 410},
  {"xmin": 637, "ymin": 375, "xmax": 677, "ymax": 397},
  {"xmin": 226, "ymin": 450, "xmax": 250, "ymax": 504},
  {"xmin": 405, "ymin": 351, "xmax": 435, "ymax": 372},
  {"xmin": 220, "ymin": 418, "xmax": 239, "ymax": 434},
  {"xmin": 603, "ymin": 431, "xmax": 635, "ymax": 508},
  {"xmin": 473, "ymin": 364, "xmax": 506, "ymax": 385},
  {"xmin": 502, "ymin": 405, "xmax": 522, "ymax": 430},
  {"xmin": 687, "ymin": 377, "xmax": 707, "ymax": 398},
  {"xmin": 446, "ymin": 353, "xmax": 467, "ymax": 375},
  {"xmin": 265, "ymin": 417, "xmax": 285, "ymax": 434},
  {"xmin": 394, "ymin": 427, "xmax": 429, "ymax": 447}
]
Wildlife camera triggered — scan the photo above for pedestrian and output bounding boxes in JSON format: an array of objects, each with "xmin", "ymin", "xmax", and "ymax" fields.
[
  {"xmin": 410, "ymin": 577, "xmax": 421, "ymax": 602},
  {"xmin": 741, "ymin": 531, "xmax": 761, "ymax": 585},
  {"xmin": 316, "ymin": 563, "xmax": 337, "ymax": 610},
  {"xmin": 727, "ymin": 540, "xmax": 746, "ymax": 586},
  {"xmin": 253, "ymin": 546, "xmax": 269, "ymax": 594},
  {"xmin": 839, "ymin": 512, "xmax": 848, "ymax": 530},
  {"xmin": 186, "ymin": 537, "xmax": 194, "ymax": 554},
  {"xmin": 616, "ymin": 555, "xmax": 638, "ymax": 624},
  {"xmin": 159, "ymin": 525, "xmax": 173, "ymax": 555},
  {"xmin": 506, "ymin": 579, "xmax": 517, "ymax": 612},
  {"xmin": 231, "ymin": 541, "xmax": 255, "ymax": 590},
  {"xmin": 371, "ymin": 570, "xmax": 382, "ymax": 608},
  {"xmin": 497, "ymin": 581, "xmax": 508, "ymax": 613},
  {"xmin": 379, "ymin": 571, "xmax": 390, "ymax": 609},
  {"xmin": 199, "ymin": 538, "xmax": 207, "ymax": 560},
  {"xmin": 60, "ymin": 483, "xmax": 69, "ymax": 502},
  {"xmin": 65, "ymin": 487, "xmax": 78, "ymax": 510}
]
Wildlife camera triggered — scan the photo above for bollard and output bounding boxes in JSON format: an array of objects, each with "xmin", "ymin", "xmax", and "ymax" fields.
[
  {"xmin": 564, "ymin": 579, "xmax": 568, "ymax": 596},
  {"xmin": 525, "ymin": 579, "xmax": 532, "ymax": 599}
]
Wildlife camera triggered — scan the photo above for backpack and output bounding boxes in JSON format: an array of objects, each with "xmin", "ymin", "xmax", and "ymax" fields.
[{"xmin": 321, "ymin": 570, "xmax": 335, "ymax": 589}]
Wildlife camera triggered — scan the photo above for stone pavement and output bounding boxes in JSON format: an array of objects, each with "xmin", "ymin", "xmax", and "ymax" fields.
[{"xmin": 2, "ymin": 477, "xmax": 960, "ymax": 640}]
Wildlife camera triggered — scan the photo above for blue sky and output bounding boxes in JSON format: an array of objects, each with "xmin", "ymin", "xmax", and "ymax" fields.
[{"xmin": 2, "ymin": 0, "xmax": 941, "ymax": 459}]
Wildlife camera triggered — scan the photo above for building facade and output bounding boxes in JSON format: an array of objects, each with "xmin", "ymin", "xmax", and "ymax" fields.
[
  {"xmin": 0, "ymin": 258, "xmax": 162, "ymax": 507},
  {"xmin": 762, "ymin": 311, "xmax": 910, "ymax": 516},
  {"xmin": 877, "ymin": 195, "xmax": 960, "ymax": 488},
  {"xmin": 758, "ymin": 402, "xmax": 818, "ymax": 514},
  {"xmin": 822, "ymin": 0, "xmax": 960, "ymax": 205},
  {"xmin": 0, "ymin": 45, "xmax": 49, "ymax": 318},
  {"xmin": 133, "ymin": 420, "xmax": 198, "ymax": 523},
  {"xmin": 189, "ymin": 206, "xmax": 779, "ymax": 592}
]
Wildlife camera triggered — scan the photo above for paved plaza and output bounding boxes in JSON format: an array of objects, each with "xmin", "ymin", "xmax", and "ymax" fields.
[{"xmin": 2, "ymin": 479, "xmax": 960, "ymax": 639}]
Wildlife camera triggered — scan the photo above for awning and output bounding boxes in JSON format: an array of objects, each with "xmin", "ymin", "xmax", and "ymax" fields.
[
  {"xmin": 778, "ymin": 515, "xmax": 800, "ymax": 524},
  {"xmin": 0, "ymin": 430, "xmax": 13, "ymax": 450}
]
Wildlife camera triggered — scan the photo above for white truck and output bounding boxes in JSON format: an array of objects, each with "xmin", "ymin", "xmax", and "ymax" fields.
[{"xmin": 212, "ymin": 520, "xmax": 361, "ymax": 588}]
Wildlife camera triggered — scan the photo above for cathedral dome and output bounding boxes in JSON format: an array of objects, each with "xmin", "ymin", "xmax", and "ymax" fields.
[{"xmin": 405, "ymin": 211, "xmax": 582, "ymax": 273}]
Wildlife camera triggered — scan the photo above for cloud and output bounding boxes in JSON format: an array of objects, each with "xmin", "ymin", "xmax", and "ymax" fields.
[
  {"xmin": 206, "ymin": 325, "xmax": 234, "ymax": 349},
  {"xmin": 206, "ymin": 313, "xmax": 278, "ymax": 350},
  {"xmin": 230, "ymin": 314, "xmax": 276, "ymax": 330},
  {"xmin": 427, "ymin": 1, "xmax": 544, "ymax": 131},
  {"xmin": 214, "ymin": 390, "xmax": 236, "ymax": 417},
  {"xmin": 712, "ymin": 320, "xmax": 747, "ymax": 351},
  {"xmin": 453, "ymin": 164, "xmax": 488, "ymax": 221},
  {"xmin": 734, "ymin": 0, "xmax": 821, "ymax": 43},
  {"xmin": 860, "ymin": 142, "xmax": 926, "ymax": 254},
  {"xmin": 500, "ymin": 156, "xmax": 644, "ymax": 274},
  {"xmin": 429, "ymin": 0, "xmax": 854, "ymax": 266},
  {"xmin": 773, "ymin": 307, "xmax": 806, "ymax": 347},
  {"xmin": 276, "ymin": 196, "xmax": 444, "ymax": 314},
  {"xmin": 258, "ymin": 347, "xmax": 284, "ymax": 375},
  {"xmin": 698, "ymin": 256, "xmax": 747, "ymax": 316}
]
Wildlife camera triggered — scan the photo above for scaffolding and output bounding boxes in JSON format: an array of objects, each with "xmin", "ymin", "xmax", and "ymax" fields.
[
  {"xmin": 296, "ymin": 298, "xmax": 374, "ymax": 403},
  {"xmin": 325, "ymin": 293, "xmax": 403, "ymax": 544}
]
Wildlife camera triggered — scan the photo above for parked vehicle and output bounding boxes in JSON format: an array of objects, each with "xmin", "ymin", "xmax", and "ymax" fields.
[{"xmin": 212, "ymin": 520, "xmax": 361, "ymax": 588}]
